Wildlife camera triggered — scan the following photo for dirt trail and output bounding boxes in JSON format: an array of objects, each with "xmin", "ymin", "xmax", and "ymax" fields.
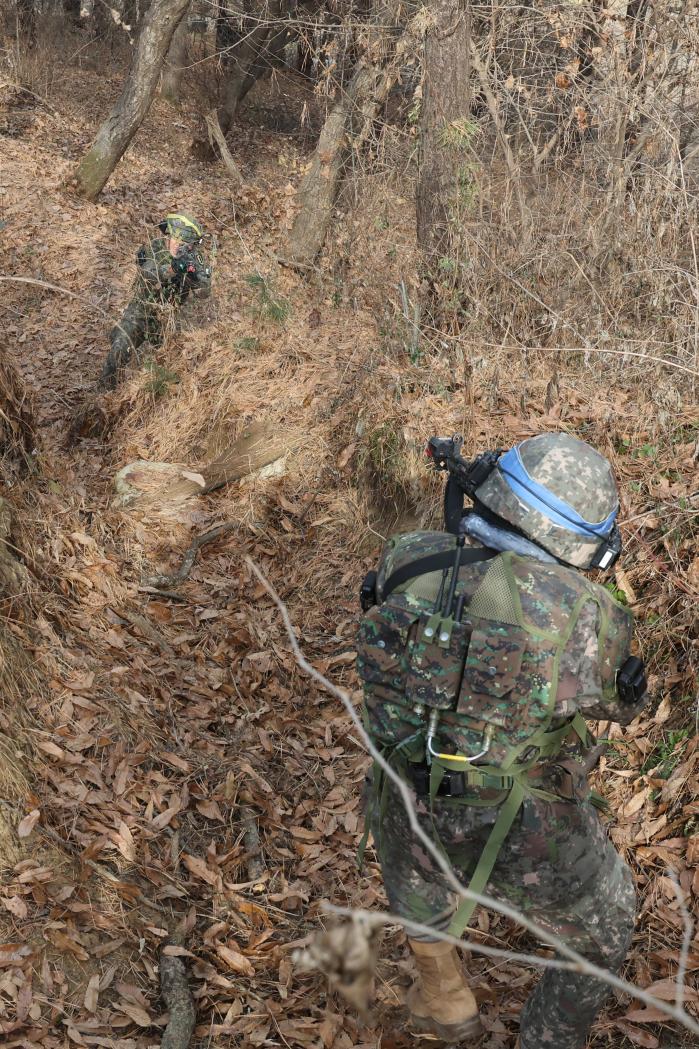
[
  {"xmin": 2, "ymin": 48, "xmax": 698, "ymax": 1049},
  {"xmin": 1, "ymin": 59, "xmax": 418, "ymax": 1049}
]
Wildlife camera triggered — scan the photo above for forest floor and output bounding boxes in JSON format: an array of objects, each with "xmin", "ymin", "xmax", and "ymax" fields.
[{"xmin": 1, "ymin": 33, "xmax": 699, "ymax": 1049}]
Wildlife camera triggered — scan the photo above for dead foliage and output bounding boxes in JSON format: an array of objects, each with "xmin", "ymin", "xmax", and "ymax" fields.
[{"xmin": 0, "ymin": 23, "xmax": 696, "ymax": 1049}]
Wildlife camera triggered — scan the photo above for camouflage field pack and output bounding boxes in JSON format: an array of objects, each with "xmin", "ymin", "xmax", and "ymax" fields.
[{"xmin": 356, "ymin": 530, "xmax": 633, "ymax": 933}]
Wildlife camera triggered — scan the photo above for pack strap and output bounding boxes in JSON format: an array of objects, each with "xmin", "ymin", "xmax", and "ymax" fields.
[
  {"xmin": 447, "ymin": 779, "xmax": 525, "ymax": 938},
  {"xmin": 435, "ymin": 718, "xmax": 584, "ymax": 779},
  {"xmin": 569, "ymin": 710, "xmax": 591, "ymax": 747},
  {"xmin": 381, "ymin": 547, "xmax": 495, "ymax": 603}
]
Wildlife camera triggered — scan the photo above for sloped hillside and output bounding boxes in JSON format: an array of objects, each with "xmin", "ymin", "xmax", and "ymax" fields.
[{"xmin": 1, "ymin": 36, "xmax": 698, "ymax": 1049}]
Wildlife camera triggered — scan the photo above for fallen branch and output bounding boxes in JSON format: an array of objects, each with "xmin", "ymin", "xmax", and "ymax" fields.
[
  {"xmin": 285, "ymin": 61, "xmax": 384, "ymax": 267},
  {"xmin": 240, "ymin": 805, "xmax": 266, "ymax": 891},
  {"xmin": 205, "ymin": 110, "xmax": 244, "ymax": 185},
  {"xmin": 160, "ymin": 938, "xmax": 196, "ymax": 1049},
  {"xmin": 145, "ymin": 523, "xmax": 238, "ymax": 588},
  {"xmin": 245, "ymin": 557, "xmax": 699, "ymax": 1037},
  {"xmin": 139, "ymin": 586, "xmax": 191, "ymax": 603},
  {"xmin": 0, "ymin": 276, "xmax": 148, "ymax": 379}
]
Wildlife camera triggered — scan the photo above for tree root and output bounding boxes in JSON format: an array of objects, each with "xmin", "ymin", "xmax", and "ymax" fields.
[
  {"xmin": 120, "ymin": 610, "xmax": 176, "ymax": 658},
  {"xmin": 145, "ymin": 523, "xmax": 238, "ymax": 588}
]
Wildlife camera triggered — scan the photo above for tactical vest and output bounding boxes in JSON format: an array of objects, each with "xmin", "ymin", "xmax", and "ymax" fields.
[{"xmin": 356, "ymin": 531, "xmax": 632, "ymax": 934}]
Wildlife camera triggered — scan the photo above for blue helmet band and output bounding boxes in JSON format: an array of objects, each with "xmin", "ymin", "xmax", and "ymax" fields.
[{"xmin": 497, "ymin": 446, "xmax": 618, "ymax": 539}]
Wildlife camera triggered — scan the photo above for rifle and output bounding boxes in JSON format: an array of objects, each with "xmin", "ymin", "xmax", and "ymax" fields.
[
  {"xmin": 171, "ymin": 243, "xmax": 199, "ymax": 278},
  {"xmin": 425, "ymin": 435, "xmax": 504, "ymax": 534}
]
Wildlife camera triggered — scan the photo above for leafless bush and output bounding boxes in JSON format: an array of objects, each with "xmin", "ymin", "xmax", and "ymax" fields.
[{"xmin": 423, "ymin": 1, "xmax": 698, "ymax": 391}]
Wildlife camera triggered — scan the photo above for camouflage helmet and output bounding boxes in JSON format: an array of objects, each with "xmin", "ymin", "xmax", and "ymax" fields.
[
  {"xmin": 474, "ymin": 433, "xmax": 620, "ymax": 569},
  {"xmin": 160, "ymin": 212, "xmax": 204, "ymax": 245}
]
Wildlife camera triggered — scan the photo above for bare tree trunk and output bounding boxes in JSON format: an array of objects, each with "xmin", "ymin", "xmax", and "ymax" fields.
[
  {"xmin": 285, "ymin": 5, "xmax": 400, "ymax": 268},
  {"xmin": 218, "ymin": 0, "xmax": 285, "ymax": 137},
  {"xmin": 161, "ymin": 0, "xmax": 192, "ymax": 104},
  {"xmin": 71, "ymin": 0, "xmax": 191, "ymax": 200},
  {"xmin": 285, "ymin": 65, "xmax": 372, "ymax": 267},
  {"xmin": 416, "ymin": 0, "xmax": 471, "ymax": 277}
]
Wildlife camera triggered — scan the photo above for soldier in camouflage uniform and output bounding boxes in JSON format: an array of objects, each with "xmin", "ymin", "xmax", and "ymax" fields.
[
  {"xmin": 101, "ymin": 212, "xmax": 212, "ymax": 389},
  {"xmin": 356, "ymin": 433, "xmax": 649, "ymax": 1049}
]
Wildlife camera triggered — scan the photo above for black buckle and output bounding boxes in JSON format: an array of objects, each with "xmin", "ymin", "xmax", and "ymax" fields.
[
  {"xmin": 407, "ymin": 763, "xmax": 466, "ymax": 798},
  {"xmin": 408, "ymin": 764, "xmax": 430, "ymax": 795},
  {"xmin": 590, "ymin": 524, "xmax": 622, "ymax": 571},
  {"xmin": 360, "ymin": 570, "xmax": 377, "ymax": 612},
  {"xmin": 437, "ymin": 771, "xmax": 466, "ymax": 797}
]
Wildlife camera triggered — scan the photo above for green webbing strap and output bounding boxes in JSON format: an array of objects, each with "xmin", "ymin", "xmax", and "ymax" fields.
[
  {"xmin": 447, "ymin": 778, "xmax": 525, "ymax": 938},
  {"xmin": 357, "ymin": 732, "xmax": 424, "ymax": 868},
  {"xmin": 429, "ymin": 760, "xmax": 446, "ymax": 802},
  {"xmin": 590, "ymin": 790, "xmax": 611, "ymax": 814},
  {"xmin": 443, "ymin": 713, "xmax": 594, "ymax": 936},
  {"xmin": 570, "ymin": 710, "xmax": 591, "ymax": 747},
  {"xmin": 357, "ymin": 761, "xmax": 380, "ymax": 868}
]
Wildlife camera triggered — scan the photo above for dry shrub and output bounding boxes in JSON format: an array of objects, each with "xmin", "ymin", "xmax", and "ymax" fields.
[
  {"xmin": 0, "ymin": 351, "xmax": 35, "ymax": 482},
  {"xmin": 0, "ymin": 622, "xmax": 42, "ymax": 796},
  {"xmin": 401, "ymin": 2, "xmax": 699, "ymax": 389}
]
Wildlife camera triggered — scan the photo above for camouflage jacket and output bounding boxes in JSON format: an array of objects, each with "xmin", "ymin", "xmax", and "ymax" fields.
[
  {"xmin": 358, "ymin": 531, "xmax": 647, "ymax": 774},
  {"xmin": 134, "ymin": 237, "xmax": 212, "ymax": 305}
]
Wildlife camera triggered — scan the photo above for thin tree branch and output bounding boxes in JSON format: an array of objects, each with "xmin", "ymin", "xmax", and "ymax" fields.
[{"xmin": 145, "ymin": 523, "xmax": 238, "ymax": 588}]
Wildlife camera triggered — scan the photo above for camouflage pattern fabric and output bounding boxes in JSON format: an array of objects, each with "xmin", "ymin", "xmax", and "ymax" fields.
[
  {"xmin": 103, "ymin": 237, "xmax": 211, "ymax": 386},
  {"xmin": 358, "ymin": 533, "xmax": 636, "ymax": 765},
  {"xmin": 475, "ymin": 433, "xmax": 618, "ymax": 568},
  {"xmin": 372, "ymin": 776, "xmax": 636, "ymax": 1049},
  {"xmin": 358, "ymin": 528, "xmax": 647, "ymax": 1048}
]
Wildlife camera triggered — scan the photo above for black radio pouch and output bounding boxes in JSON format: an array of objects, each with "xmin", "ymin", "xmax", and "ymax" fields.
[
  {"xmin": 360, "ymin": 571, "xmax": 378, "ymax": 612},
  {"xmin": 617, "ymin": 656, "xmax": 647, "ymax": 704}
]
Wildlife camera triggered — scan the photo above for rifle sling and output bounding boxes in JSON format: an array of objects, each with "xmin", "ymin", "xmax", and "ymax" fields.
[{"xmin": 381, "ymin": 547, "xmax": 495, "ymax": 603}]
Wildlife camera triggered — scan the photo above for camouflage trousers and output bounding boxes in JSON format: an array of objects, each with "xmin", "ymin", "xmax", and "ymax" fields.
[
  {"xmin": 102, "ymin": 297, "xmax": 164, "ymax": 388},
  {"xmin": 372, "ymin": 777, "xmax": 636, "ymax": 1049}
]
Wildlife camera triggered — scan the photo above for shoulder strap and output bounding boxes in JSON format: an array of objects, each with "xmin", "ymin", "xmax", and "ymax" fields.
[{"xmin": 381, "ymin": 547, "xmax": 495, "ymax": 604}]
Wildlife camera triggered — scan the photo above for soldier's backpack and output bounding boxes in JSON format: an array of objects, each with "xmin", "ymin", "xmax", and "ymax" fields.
[{"xmin": 356, "ymin": 530, "xmax": 633, "ymax": 934}]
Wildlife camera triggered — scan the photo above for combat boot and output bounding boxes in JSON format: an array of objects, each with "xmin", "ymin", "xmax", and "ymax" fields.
[{"xmin": 406, "ymin": 938, "xmax": 482, "ymax": 1040}]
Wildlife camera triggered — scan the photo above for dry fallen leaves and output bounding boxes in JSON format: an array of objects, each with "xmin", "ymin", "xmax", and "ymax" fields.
[{"xmin": 17, "ymin": 810, "xmax": 41, "ymax": 838}]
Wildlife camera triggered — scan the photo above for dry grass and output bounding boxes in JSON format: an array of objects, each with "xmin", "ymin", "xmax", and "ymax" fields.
[{"xmin": 0, "ymin": 10, "xmax": 696, "ymax": 1048}]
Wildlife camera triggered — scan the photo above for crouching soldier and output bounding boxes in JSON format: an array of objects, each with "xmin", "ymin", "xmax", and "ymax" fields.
[
  {"xmin": 101, "ymin": 212, "xmax": 212, "ymax": 389},
  {"xmin": 356, "ymin": 432, "xmax": 649, "ymax": 1049}
]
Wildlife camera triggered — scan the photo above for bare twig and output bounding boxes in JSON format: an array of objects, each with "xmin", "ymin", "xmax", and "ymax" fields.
[
  {"xmin": 120, "ymin": 610, "xmax": 176, "ymax": 658},
  {"xmin": 37, "ymin": 822, "xmax": 168, "ymax": 916},
  {"xmin": 145, "ymin": 523, "xmax": 238, "ymax": 588},
  {"xmin": 245, "ymin": 558, "xmax": 699, "ymax": 1037},
  {"xmin": 0, "ymin": 275, "xmax": 146, "ymax": 369},
  {"xmin": 240, "ymin": 805, "xmax": 266, "ymax": 889},
  {"xmin": 322, "ymin": 902, "xmax": 699, "ymax": 1029},
  {"xmin": 668, "ymin": 869, "xmax": 694, "ymax": 1011}
]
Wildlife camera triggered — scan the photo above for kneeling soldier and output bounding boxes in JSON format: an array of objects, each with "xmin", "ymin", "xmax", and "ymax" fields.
[
  {"xmin": 356, "ymin": 432, "xmax": 649, "ymax": 1048},
  {"xmin": 101, "ymin": 212, "xmax": 212, "ymax": 389}
]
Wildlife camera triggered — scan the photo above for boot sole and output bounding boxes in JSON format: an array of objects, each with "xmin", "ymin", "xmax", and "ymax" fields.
[{"xmin": 409, "ymin": 1011, "xmax": 484, "ymax": 1041}]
